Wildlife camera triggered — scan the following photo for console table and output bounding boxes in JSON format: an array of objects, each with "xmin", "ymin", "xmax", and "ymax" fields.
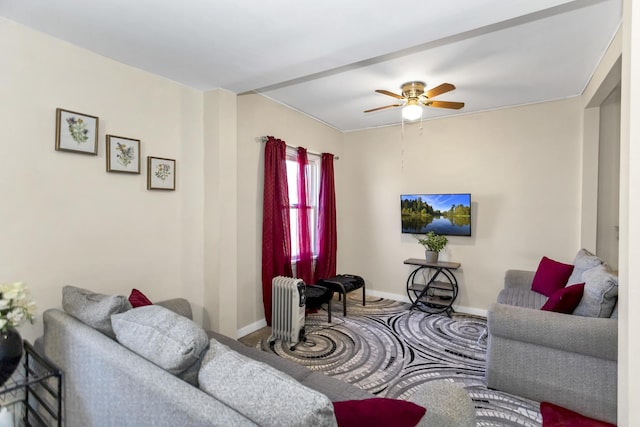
[
  {"xmin": 0, "ymin": 341, "xmax": 62, "ymax": 426},
  {"xmin": 404, "ymin": 258, "xmax": 461, "ymax": 316}
]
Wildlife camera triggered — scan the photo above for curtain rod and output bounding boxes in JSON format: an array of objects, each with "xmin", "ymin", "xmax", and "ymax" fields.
[{"xmin": 257, "ymin": 136, "xmax": 339, "ymax": 160}]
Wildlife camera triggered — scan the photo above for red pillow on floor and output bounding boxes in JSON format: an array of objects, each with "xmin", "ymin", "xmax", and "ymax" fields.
[
  {"xmin": 531, "ymin": 256, "xmax": 575, "ymax": 297},
  {"xmin": 540, "ymin": 283, "xmax": 585, "ymax": 314},
  {"xmin": 129, "ymin": 288, "xmax": 153, "ymax": 308},
  {"xmin": 541, "ymin": 402, "xmax": 616, "ymax": 427},
  {"xmin": 333, "ymin": 398, "xmax": 426, "ymax": 427}
]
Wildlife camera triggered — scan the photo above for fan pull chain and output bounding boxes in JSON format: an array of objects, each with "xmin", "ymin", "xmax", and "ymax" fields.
[{"xmin": 401, "ymin": 117, "xmax": 405, "ymax": 170}]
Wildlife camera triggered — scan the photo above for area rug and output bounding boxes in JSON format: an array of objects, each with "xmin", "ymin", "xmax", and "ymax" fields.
[{"xmin": 241, "ymin": 294, "xmax": 542, "ymax": 427}]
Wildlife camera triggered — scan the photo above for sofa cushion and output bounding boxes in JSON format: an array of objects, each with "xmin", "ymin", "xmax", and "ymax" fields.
[
  {"xmin": 111, "ymin": 305, "xmax": 209, "ymax": 378},
  {"xmin": 540, "ymin": 284, "xmax": 584, "ymax": 314},
  {"xmin": 572, "ymin": 265, "xmax": 618, "ymax": 318},
  {"xmin": 408, "ymin": 380, "xmax": 476, "ymax": 427},
  {"xmin": 610, "ymin": 303, "xmax": 618, "ymax": 319},
  {"xmin": 62, "ymin": 285, "xmax": 131, "ymax": 338},
  {"xmin": 497, "ymin": 287, "xmax": 548, "ymax": 309},
  {"xmin": 198, "ymin": 339, "xmax": 337, "ymax": 427},
  {"xmin": 531, "ymin": 257, "xmax": 574, "ymax": 297},
  {"xmin": 155, "ymin": 298, "xmax": 193, "ymax": 320},
  {"xmin": 540, "ymin": 401, "xmax": 615, "ymax": 426},
  {"xmin": 332, "ymin": 398, "xmax": 425, "ymax": 427},
  {"xmin": 129, "ymin": 288, "xmax": 153, "ymax": 307},
  {"xmin": 566, "ymin": 248, "xmax": 605, "ymax": 286}
]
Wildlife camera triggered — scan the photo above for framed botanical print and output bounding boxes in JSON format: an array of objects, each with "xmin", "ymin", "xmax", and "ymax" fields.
[
  {"xmin": 106, "ymin": 135, "xmax": 141, "ymax": 174},
  {"xmin": 55, "ymin": 108, "xmax": 99, "ymax": 154},
  {"xmin": 147, "ymin": 156, "xmax": 176, "ymax": 190}
]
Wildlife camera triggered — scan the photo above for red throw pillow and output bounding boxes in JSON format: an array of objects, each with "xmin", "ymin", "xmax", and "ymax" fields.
[
  {"xmin": 333, "ymin": 398, "xmax": 426, "ymax": 427},
  {"xmin": 540, "ymin": 402, "xmax": 616, "ymax": 426},
  {"xmin": 531, "ymin": 257, "xmax": 575, "ymax": 297},
  {"xmin": 541, "ymin": 284, "xmax": 585, "ymax": 314},
  {"xmin": 129, "ymin": 288, "xmax": 153, "ymax": 308}
]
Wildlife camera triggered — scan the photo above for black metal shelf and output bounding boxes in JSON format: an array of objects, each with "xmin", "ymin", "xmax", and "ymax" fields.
[
  {"xmin": 0, "ymin": 341, "xmax": 62, "ymax": 427},
  {"xmin": 408, "ymin": 280, "xmax": 454, "ymax": 292},
  {"xmin": 404, "ymin": 259, "xmax": 460, "ymax": 316}
]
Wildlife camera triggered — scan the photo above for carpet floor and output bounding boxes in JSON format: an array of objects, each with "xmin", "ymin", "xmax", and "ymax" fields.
[{"xmin": 239, "ymin": 294, "xmax": 542, "ymax": 427}]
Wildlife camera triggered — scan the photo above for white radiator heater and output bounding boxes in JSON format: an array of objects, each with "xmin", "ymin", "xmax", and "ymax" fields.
[{"xmin": 269, "ymin": 276, "xmax": 306, "ymax": 349}]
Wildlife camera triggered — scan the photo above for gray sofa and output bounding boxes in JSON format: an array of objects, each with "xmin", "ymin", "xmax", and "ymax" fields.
[
  {"xmin": 41, "ymin": 294, "xmax": 476, "ymax": 427},
  {"xmin": 486, "ymin": 252, "xmax": 618, "ymax": 424}
]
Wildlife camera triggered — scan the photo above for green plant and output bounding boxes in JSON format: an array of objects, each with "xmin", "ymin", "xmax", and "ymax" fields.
[
  {"xmin": 0, "ymin": 282, "xmax": 36, "ymax": 332},
  {"xmin": 415, "ymin": 232, "xmax": 448, "ymax": 252}
]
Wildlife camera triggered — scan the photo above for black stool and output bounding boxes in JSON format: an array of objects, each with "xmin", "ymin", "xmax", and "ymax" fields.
[
  {"xmin": 305, "ymin": 285, "xmax": 334, "ymax": 322},
  {"xmin": 317, "ymin": 274, "xmax": 365, "ymax": 317}
]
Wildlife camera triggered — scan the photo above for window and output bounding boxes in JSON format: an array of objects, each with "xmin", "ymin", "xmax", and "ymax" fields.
[{"xmin": 286, "ymin": 148, "xmax": 321, "ymax": 261}]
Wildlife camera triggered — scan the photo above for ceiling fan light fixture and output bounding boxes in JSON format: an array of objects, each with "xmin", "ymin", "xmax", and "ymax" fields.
[
  {"xmin": 365, "ymin": 81, "xmax": 463, "ymax": 119},
  {"xmin": 402, "ymin": 102, "xmax": 422, "ymax": 121}
]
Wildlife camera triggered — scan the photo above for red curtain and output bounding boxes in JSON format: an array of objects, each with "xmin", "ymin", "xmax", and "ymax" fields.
[
  {"xmin": 261, "ymin": 137, "xmax": 292, "ymax": 326},
  {"xmin": 295, "ymin": 147, "xmax": 314, "ymax": 284},
  {"xmin": 315, "ymin": 153, "xmax": 337, "ymax": 280}
]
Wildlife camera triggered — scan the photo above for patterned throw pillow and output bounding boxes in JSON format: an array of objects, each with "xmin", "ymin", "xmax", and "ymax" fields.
[
  {"xmin": 199, "ymin": 339, "xmax": 337, "ymax": 427},
  {"xmin": 572, "ymin": 264, "xmax": 618, "ymax": 318},
  {"xmin": 111, "ymin": 305, "xmax": 208, "ymax": 375},
  {"xmin": 566, "ymin": 248, "xmax": 606, "ymax": 286},
  {"xmin": 62, "ymin": 285, "xmax": 131, "ymax": 338}
]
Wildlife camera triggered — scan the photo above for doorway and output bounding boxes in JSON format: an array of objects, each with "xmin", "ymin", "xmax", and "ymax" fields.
[{"xmin": 596, "ymin": 85, "xmax": 621, "ymax": 269}]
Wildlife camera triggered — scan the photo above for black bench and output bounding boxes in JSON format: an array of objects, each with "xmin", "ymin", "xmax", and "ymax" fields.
[
  {"xmin": 305, "ymin": 285, "xmax": 334, "ymax": 322},
  {"xmin": 317, "ymin": 274, "xmax": 365, "ymax": 317}
]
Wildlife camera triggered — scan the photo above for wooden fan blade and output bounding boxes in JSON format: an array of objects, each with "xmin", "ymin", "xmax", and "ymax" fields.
[
  {"xmin": 429, "ymin": 100, "xmax": 465, "ymax": 109},
  {"xmin": 375, "ymin": 89, "xmax": 404, "ymax": 99},
  {"xmin": 425, "ymin": 83, "xmax": 455, "ymax": 99},
  {"xmin": 364, "ymin": 104, "xmax": 403, "ymax": 113}
]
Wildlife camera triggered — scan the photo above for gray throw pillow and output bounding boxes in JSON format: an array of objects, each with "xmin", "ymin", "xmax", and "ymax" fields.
[
  {"xmin": 198, "ymin": 339, "xmax": 337, "ymax": 427},
  {"xmin": 62, "ymin": 285, "xmax": 132, "ymax": 338},
  {"xmin": 111, "ymin": 305, "xmax": 209, "ymax": 377},
  {"xmin": 572, "ymin": 264, "xmax": 618, "ymax": 318},
  {"xmin": 566, "ymin": 248, "xmax": 605, "ymax": 285}
]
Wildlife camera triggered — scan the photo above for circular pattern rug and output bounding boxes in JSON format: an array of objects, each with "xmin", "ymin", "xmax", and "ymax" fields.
[{"xmin": 253, "ymin": 294, "xmax": 542, "ymax": 427}]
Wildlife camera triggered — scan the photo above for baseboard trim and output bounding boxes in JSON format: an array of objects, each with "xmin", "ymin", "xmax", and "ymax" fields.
[
  {"xmin": 366, "ymin": 289, "xmax": 412, "ymax": 303},
  {"xmin": 236, "ymin": 318, "xmax": 267, "ymax": 339},
  {"xmin": 236, "ymin": 291, "xmax": 488, "ymax": 337},
  {"xmin": 366, "ymin": 289, "xmax": 487, "ymax": 318},
  {"xmin": 454, "ymin": 305, "xmax": 488, "ymax": 318}
]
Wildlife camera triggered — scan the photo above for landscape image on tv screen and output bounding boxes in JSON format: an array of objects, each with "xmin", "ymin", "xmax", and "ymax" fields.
[{"xmin": 401, "ymin": 193, "xmax": 471, "ymax": 236}]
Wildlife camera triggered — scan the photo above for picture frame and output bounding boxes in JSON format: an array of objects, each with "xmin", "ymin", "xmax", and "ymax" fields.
[
  {"xmin": 55, "ymin": 108, "xmax": 99, "ymax": 155},
  {"xmin": 106, "ymin": 135, "xmax": 141, "ymax": 174},
  {"xmin": 147, "ymin": 156, "xmax": 176, "ymax": 191}
]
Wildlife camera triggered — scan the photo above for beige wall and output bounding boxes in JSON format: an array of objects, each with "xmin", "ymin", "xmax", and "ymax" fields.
[
  {"xmin": 236, "ymin": 93, "xmax": 344, "ymax": 334},
  {"xmin": 1, "ymin": 18, "xmax": 205, "ymax": 342},
  {"xmin": 341, "ymin": 99, "xmax": 583, "ymax": 314},
  {"xmin": 203, "ymin": 89, "xmax": 238, "ymax": 336}
]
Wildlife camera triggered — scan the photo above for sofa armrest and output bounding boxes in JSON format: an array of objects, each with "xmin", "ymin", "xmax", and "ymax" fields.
[
  {"xmin": 155, "ymin": 298, "xmax": 193, "ymax": 320},
  {"xmin": 503, "ymin": 270, "xmax": 535, "ymax": 290},
  {"xmin": 488, "ymin": 303, "xmax": 617, "ymax": 360},
  {"xmin": 42, "ymin": 309, "xmax": 255, "ymax": 427},
  {"xmin": 486, "ymin": 303, "xmax": 617, "ymax": 423}
]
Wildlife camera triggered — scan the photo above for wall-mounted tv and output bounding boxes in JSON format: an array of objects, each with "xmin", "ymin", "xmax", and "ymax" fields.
[{"xmin": 401, "ymin": 193, "xmax": 471, "ymax": 236}]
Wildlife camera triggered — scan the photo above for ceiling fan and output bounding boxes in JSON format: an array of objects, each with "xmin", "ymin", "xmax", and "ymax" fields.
[{"xmin": 364, "ymin": 81, "xmax": 465, "ymax": 121}]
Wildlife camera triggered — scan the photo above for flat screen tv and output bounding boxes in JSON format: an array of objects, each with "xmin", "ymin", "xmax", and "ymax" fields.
[{"xmin": 401, "ymin": 193, "xmax": 471, "ymax": 236}]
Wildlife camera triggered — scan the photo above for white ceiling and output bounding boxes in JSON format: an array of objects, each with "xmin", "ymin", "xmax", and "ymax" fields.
[{"xmin": 1, "ymin": 0, "xmax": 621, "ymax": 131}]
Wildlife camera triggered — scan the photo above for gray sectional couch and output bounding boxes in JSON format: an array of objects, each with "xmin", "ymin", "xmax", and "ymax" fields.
[
  {"xmin": 486, "ymin": 250, "xmax": 618, "ymax": 424},
  {"xmin": 41, "ymin": 290, "xmax": 476, "ymax": 427}
]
